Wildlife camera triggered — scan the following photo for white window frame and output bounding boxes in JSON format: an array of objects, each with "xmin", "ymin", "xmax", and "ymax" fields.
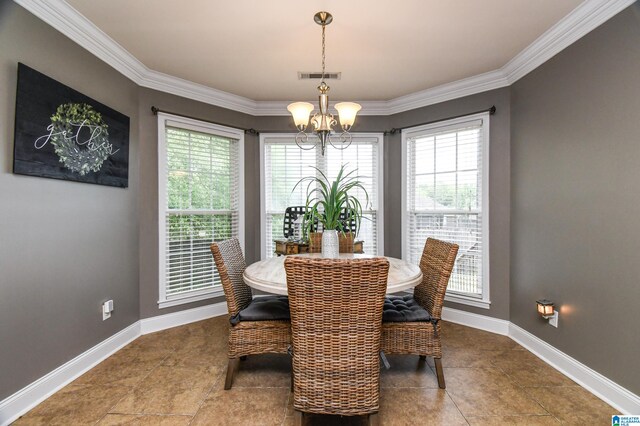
[
  {"xmin": 401, "ymin": 112, "xmax": 490, "ymax": 309},
  {"xmin": 260, "ymin": 133, "xmax": 384, "ymax": 259},
  {"xmin": 157, "ymin": 112, "xmax": 245, "ymax": 309}
]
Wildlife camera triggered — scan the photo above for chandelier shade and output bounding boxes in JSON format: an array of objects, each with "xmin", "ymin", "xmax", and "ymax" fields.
[
  {"xmin": 287, "ymin": 102, "xmax": 314, "ymax": 130},
  {"xmin": 335, "ymin": 102, "xmax": 362, "ymax": 130},
  {"xmin": 287, "ymin": 11, "xmax": 361, "ymax": 155}
]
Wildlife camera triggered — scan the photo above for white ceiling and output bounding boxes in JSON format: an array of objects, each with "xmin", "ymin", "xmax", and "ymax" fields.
[{"xmin": 64, "ymin": 0, "xmax": 585, "ymax": 102}]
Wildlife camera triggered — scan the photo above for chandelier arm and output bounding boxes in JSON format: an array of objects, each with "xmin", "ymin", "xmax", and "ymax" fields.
[
  {"xmin": 328, "ymin": 132, "xmax": 353, "ymax": 150},
  {"xmin": 295, "ymin": 131, "xmax": 318, "ymax": 150},
  {"xmin": 311, "ymin": 113, "xmax": 321, "ymax": 130}
]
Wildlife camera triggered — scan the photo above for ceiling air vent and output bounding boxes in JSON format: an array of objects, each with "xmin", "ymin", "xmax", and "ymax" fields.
[{"xmin": 298, "ymin": 72, "xmax": 341, "ymax": 80}]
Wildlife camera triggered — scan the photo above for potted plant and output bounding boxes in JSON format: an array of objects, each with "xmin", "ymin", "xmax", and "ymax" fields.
[{"xmin": 294, "ymin": 165, "xmax": 369, "ymax": 258}]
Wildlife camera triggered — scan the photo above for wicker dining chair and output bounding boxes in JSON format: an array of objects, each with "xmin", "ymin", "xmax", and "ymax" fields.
[
  {"xmin": 210, "ymin": 238, "xmax": 291, "ymax": 389},
  {"xmin": 381, "ymin": 237, "xmax": 459, "ymax": 389},
  {"xmin": 284, "ymin": 256, "xmax": 389, "ymax": 425}
]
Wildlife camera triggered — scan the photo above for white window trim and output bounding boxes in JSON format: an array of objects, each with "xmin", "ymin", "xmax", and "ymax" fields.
[
  {"xmin": 401, "ymin": 112, "xmax": 490, "ymax": 309},
  {"xmin": 259, "ymin": 133, "xmax": 384, "ymax": 259},
  {"xmin": 157, "ymin": 112, "xmax": 245, "ymax": 309}
]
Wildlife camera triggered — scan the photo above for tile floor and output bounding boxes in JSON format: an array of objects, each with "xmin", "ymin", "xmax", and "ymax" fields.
[{"xmin": 14, "ymin": 317, "xmax": 616, "ymax": 425}]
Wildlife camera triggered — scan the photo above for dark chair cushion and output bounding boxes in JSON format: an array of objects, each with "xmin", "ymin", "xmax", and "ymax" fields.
[
  {"xmin": 383, "ymin": 295, "xmax": 431, "ymax": 322},
  {"xmin": 230, "ymin": 295, "xmax": 290, "ymax": 325}
]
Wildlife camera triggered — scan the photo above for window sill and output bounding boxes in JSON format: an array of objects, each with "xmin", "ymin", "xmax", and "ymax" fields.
[
  {"xmin": 158, "ymin": 289, "xmax": 224, "ymax": 309},
  {"xmin": 444, "ymin": 293, "xmax": 491, "ymax": 309}
]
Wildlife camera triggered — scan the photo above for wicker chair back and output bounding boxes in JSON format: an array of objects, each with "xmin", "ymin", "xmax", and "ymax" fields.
[
  {"xmin": 284, "ymin": 256, "xmax": 389, "ymax": 416},
  {"xmin": 413, "ymin": 238, "xmax": 459, "ymax": 319},
  {"xmin": 210, "ymin": 238, "xmax": 252, "ymax": 318}
]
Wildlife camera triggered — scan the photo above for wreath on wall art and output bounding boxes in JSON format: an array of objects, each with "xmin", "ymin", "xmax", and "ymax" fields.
[
  {"xmin": 13, "ymin": 63, "xmax": 130, "ymax": 187},
  {"xmin": 49, "ymin": 103, "xmax": 111, "ymax": 176}
]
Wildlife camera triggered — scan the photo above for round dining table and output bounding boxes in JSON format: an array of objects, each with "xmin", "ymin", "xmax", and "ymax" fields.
[{"xmin": 243, "ymin": 253, "xmax": 423, "ymax": 295}]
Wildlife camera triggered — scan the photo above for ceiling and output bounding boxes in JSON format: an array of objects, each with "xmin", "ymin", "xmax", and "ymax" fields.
[{"xmin": 64, "ymin": 0, "xmax": 585, "ymax": 102}]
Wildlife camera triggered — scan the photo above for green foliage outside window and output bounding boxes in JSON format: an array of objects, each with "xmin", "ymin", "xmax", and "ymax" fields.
[{"xmin": 166, "ymin": 128, "xmax": 236, "ymax": 242}]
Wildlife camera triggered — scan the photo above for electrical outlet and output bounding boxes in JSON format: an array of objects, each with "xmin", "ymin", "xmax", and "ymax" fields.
[
  {"xmin": 548, "ymin": 311, "xmax": 559, "ymax": 328},
  {"xmin": 102, "ymin": 300, "xmax": 114, "ymax": 320}
]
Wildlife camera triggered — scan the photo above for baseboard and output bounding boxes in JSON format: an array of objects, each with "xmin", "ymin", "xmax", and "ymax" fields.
[
  {"xmin": 441, "ymin": 307, "xmax": 639, "ymax": 414},
  {"xmin": 442, "ymin": 306, "xmax": 510, "ymax": 335},
  {"xmin": 139, "ymin": 301, "xmax": 228, "ymax": 335},
  {"xmin": 509, "ymin": 322, "xmax": 640, "ymax": 415},
  {"xmin": 0, "ymin": 302, "xmax": 228, "ymax": 426},
  {"xmin": 0, "ymin": 321, "xmax": 140, "ymax": 426}
]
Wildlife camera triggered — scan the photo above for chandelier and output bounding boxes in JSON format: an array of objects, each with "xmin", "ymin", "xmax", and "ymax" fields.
[{"xmin": 287, "ymin": 11, "xmax": 362, "ymax": 156}]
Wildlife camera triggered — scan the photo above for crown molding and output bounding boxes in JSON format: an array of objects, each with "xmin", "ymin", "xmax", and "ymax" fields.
[
  {"xmin": 140, "ymin": 68, "xmax": 257, "ymax": 115},
  {"xmin": 252, "ymin": 70, "xmax": 511, "ymax": 116},
  {"xmin": 502, "ymin": 0, "xmax": 636, "ymax": 84},
  {"xmin": 13, "ymin": 0, "xmax": 635, "ymax": 116},
  {"xmin": 384, "ymin": 70, "xmax": 510, "ymax": 115},
  {"xmin": 12, "ymin": 0, "xmax": 259, "ymax": 115},
  {"xmin": 253, "ymin": 100, "xmax": 391, "ymax": 116},
  {"xmin": 13, "ymin": 0, "xmax": 147, "ymax": 83}
]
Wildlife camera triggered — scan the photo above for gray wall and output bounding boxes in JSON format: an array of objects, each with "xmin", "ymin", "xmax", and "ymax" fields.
[
  {"xmin": 510, "ymin": 5, "xmax": 640, "ymax": 394},
  {"xmin": 389, "ymin": 89, "xmax": 512, "ymax": 320},
  {"xmin": 0, "ymin": 2, "xmax": 140, "ymax": 400}
]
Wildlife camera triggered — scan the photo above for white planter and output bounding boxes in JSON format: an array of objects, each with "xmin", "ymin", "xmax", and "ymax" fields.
[{"xmin": 321, "ymin": 230, "xmax": 339, "ymax": 258}]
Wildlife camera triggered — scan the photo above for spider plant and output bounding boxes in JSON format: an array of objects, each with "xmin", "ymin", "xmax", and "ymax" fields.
[{"xmin": 293, "ymin": 164, "xmax": 370, "ymax": 237}]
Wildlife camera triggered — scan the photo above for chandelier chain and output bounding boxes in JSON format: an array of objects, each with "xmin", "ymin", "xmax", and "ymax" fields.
[{"xmin": 321, "ymin": 23, "xmax": 326, "ymax": 82}]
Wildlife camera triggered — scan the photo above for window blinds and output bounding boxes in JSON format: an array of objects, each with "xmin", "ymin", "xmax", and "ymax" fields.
[
  {"xmin": 406, "ymin": 118, "xmax": 485, "ymax": 298},
  {"xmin": 263, "ymin": 135, "xmax": 380, "ymax": 257},
  {"xmin": 162, "ymin": 125, "xmax": 240, "ymax": 298},
  {"xmin": 325, "ymin": 140, "xmax": 379, "ymax": 256}
]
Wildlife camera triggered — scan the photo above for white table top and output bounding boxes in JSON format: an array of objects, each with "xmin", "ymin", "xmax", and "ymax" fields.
[{"xmin": 243, "ymin": 253, "xmax": 423, "ymax": 296}]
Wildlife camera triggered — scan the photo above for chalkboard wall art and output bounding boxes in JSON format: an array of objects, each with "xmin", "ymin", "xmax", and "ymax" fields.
[{"xmin": 13, "ymin": 63, "xmax": 130, "ymax": 188}]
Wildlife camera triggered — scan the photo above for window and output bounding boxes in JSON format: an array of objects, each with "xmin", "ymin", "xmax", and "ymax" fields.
[
  {"xmin": 261, "ymin": 134, "xmax": 384, "ymax": 258},
  {"xmin": 158, "ymin": 113, "xmax": 244, "ymax": 308},
  {"xmin": 402, "ymin": 113, "xmax": 489, "ymax": 308}
]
